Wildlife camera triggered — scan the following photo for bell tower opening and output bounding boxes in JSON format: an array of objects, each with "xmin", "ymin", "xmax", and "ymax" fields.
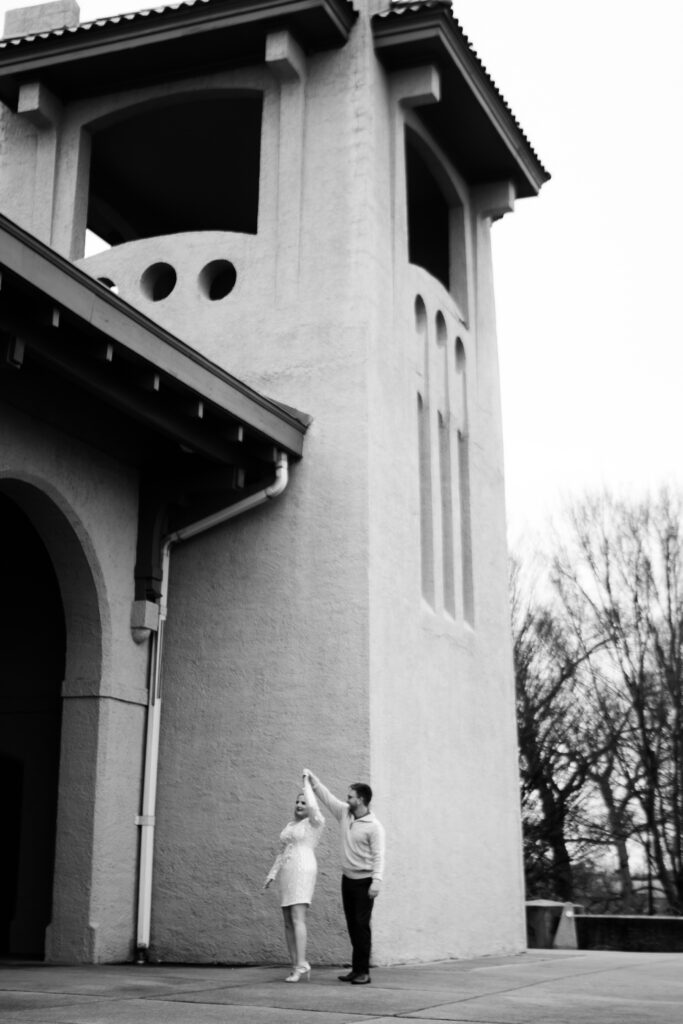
[
  {"xmin": 405, "ymin": 132, "xmax": 451, "ymax": 290},
  {"xmin": 87, "ymin": 93, "xmax": 263, "ymax": 246},
  {"xmin": 0, "ymin": 492, "xmax": 65, "ymax": 959}
]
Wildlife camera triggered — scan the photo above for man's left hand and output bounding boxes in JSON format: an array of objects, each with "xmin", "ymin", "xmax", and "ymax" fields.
[{"xmin": 369, "ymin": 881, "xmax": 381, "ymax": 899}]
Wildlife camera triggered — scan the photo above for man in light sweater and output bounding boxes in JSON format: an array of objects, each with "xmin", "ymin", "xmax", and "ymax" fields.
[{"xmin": 303, "ymin": 769, "xmax": 385, "ymax": 985}]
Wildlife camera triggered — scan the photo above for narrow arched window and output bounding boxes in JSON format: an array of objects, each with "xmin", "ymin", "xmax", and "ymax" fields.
[
  {"xmin": 436, "ymin": 314, "xmax": 455, "ymax": 617},
  {"xmin": 456, "ymin": 338, "xmax": 473, "ymax": 623},
  {"xmin": 416, "ymin": 297, "xmax": 434, "ymax": 606}
]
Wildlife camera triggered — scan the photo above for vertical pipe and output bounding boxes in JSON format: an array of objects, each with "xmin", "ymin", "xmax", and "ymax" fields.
[{"xmin": 135, "ymin": 542, "xmax": 169, "ymax": 958}]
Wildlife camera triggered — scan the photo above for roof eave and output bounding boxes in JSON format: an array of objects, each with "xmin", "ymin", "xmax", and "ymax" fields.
[
  {"xmin": 0, "ymin": 212, "xmax": 308, "ymax": 458},
  {"xmin": 0, "ymin": 0, "xmax": 358, "ymax": 107},
  {"xmin": 373, "ymin": 6, "xmax": 550, "ymax": 198}
]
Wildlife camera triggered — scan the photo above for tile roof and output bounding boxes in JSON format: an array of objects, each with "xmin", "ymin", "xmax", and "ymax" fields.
[
  {"xmin": 0, "ymin": 2, "xmax": 209, "ymax": 46},
  {"xmin": 0, "ymin": 0, "xmax": 356, "ymax": 48}
]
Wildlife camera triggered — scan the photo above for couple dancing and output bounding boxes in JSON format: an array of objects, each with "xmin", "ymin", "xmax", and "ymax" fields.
[{"xmin": 264, "ymin": 768, "xmax": 385, "ymax": 985}]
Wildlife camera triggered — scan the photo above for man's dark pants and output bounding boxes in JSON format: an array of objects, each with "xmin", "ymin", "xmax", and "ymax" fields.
[{"xmin": 341, "ymin": 875, "xmax": 374, "ymax": 974}]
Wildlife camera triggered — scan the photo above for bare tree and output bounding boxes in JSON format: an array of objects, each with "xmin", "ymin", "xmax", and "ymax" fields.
[
  {"xmin": 551, "ymin": 490, "xmax": 683, "ymax": 912},
  {"xmin": 510, "ymin": 557, "xmax": 607, "ymax": 901}
]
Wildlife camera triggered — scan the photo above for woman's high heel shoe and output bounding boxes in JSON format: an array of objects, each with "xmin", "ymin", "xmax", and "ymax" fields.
[{"xmin": 285, "ymin": 963, "xmax": 311, "ymax": 983}]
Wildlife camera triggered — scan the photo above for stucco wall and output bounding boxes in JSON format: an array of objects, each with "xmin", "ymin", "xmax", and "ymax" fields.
[
  {"xmin": 362, "ymin": 49, "xmax": 525, "ymax": 961},
  {"xmin": 155, "ymin": 467, "xmax": 370, "ymax": 962},
  {"xmin": 150, "ymin": 42, "xmax": 377, "ymax": 961},
  {"xmin": 148, "ymin": 19, "xmax": 522, "ymax": 963},
  {"xmin": 0, "ymin": 110, "xmax": 38, "ymax": 237},
  {"xmin": 366, "ymin": 244, "xmax": 525, "ymax": 962},
  {"xmin": 62, "ymin": 24, "xmax": 382, "ymax": 966}
]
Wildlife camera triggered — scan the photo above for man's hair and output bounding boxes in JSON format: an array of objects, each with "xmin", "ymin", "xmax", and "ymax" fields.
[{"xmin": 350, "ymin": 782, "xmax": 373, "ymax": 806}]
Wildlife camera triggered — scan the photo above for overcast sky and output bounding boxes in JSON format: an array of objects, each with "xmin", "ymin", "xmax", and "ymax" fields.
[{"xmin": 2, "ymin": 0, "xmax": 681, "ymax": 542}]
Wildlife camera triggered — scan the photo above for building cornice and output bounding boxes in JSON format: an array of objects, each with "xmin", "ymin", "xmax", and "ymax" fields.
[{"xmin": 0, "ymin": 0, "xmax": 358, "ymax": 107}]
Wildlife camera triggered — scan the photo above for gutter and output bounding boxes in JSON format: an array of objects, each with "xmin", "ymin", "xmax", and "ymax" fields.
[{"xmin": 135, "ymin": 452, "xmax": 289, "ymax": 961}]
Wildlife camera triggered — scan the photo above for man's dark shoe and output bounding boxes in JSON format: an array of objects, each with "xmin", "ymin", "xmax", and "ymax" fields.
[
  {"xmin": 338, "ymin": 971, "xmax": 356, "ymax": 982},
  {"xmin": 350, "ymin": 973, "xmax": 371, "ymax": 984}
]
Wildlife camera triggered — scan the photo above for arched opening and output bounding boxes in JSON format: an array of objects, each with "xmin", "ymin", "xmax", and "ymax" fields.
[
  {"xmin": 406, "ymin": 134, "xmax": 451, "ymax": 288},
  {"xmin": 0, "ymin": 479, "xmax": 104, "ymax": 962},
  {"xmin": 436, "ymin": 314, "xmax": 455, "ymax": 618},
  {"xmin": 455, "ymin": 338, "xmax": 474, "ymax": 624},
  {"xmin": 415, "ymin": 296, "xmax": 434, "ymax": 607},
  {"xmin": 0, "ymin": 493, "xmax": 65, "ymax": 959},
  {"xmin": 405, "ymin": 130, "xmax": 469, "ymax": 315}
]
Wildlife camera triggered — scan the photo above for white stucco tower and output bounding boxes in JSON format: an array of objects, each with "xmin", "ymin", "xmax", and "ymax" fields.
[{"xmin": 0, "ymin": 0, "xmax": 547, "ymax": 963}]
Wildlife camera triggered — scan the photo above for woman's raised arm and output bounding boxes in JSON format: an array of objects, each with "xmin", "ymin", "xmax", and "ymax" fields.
[
  {"xmin": 303, "ymin": 774, "xmax": 325, "ymax": 828},
  {"xmin": 303, "ymin": 768, "xmax": 346, "ymax": 821}
]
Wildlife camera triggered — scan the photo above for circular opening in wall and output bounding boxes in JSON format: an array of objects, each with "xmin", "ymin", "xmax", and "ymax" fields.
[
  {"xmin": 97, "ymin": 277, "xmax": 119, "ymax": 295},
  {"xmin": 199, "ymin": 260, "xmax": 237, "ymax": 301},
  {"xmin": 140, "ymin": 262, "xmax": 177, "ymax": 302}
]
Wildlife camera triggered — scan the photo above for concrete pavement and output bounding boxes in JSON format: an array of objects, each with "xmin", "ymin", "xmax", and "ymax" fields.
[{"xmin": 1, "ymin": 950, "xmax": 682, "ymax": 1023}]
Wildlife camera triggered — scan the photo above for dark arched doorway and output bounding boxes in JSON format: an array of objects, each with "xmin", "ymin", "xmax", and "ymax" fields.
[{"xmin": 0, "ymin": 492, "xmax": 65, "ymax": 958}]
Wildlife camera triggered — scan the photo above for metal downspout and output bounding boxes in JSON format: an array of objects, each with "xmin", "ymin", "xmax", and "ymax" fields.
[{"xmin": 135, "ymin": 453, "xmax": 289, "ymax": 961}]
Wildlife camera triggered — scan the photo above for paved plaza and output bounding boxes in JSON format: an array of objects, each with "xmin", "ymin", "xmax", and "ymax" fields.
[{"xmin": 1, "ymin": 950, "xmax": 682, "ymax": 1023}]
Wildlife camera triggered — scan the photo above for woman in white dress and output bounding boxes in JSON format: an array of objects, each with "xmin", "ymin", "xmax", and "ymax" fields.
[{"xmin": 264, "ymin": 770, "xmax": 325, "ymax": 982}]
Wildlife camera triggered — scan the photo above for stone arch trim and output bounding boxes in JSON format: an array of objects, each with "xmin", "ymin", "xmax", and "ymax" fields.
[
  {"xmin": 0, "ymin": 475, "xmax": 105, "ymax": 688},
  {"xmin": 404, "ymin": 122, "xmax": 467, "ymax": 213},
  {"xmin": 80, "ymin": 82, "xmax": 267, "ymax": 139}
]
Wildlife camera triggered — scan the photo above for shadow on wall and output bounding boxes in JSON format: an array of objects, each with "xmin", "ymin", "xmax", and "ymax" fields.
[{"xmin": 0, "ymin": 492, "xmax": 66, "ymax": 958}]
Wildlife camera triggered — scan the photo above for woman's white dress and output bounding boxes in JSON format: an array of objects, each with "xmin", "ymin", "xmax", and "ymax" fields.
[{"xmin": 267, "ymin": 779, "xmax": 324, "ymax": 907}]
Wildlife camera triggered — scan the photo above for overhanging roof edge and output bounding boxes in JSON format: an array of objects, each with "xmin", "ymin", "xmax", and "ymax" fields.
[
  {"xmin": 0, "ymin": 214, "xmax": 309, "ymax": 456},
  {"xmin": 1, "ymin": 0, "xmax": 358, "ymax": 47},
  {"xmin": 0, "ymin": 0, "xmax": 358, "ymax": 103},
  {"xmin": 373, "ymin": 4, "xmax": 550, "ymax": 195}
]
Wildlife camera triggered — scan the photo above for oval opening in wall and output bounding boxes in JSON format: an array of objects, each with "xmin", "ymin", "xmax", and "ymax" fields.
[
  {"xmin": 140, "ymin": 262, "xmax": 177, "ymax": 301},
  {"xmin": 97, "ymin": 277, "xmax": 119, "ymax": 295},
  {"xmin": 199, "ymin": 260, "xmax": 237, "ymax": 301}
]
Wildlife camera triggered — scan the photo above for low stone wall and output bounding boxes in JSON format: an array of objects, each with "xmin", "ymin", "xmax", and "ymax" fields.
[{"xmin": 576, "ymin": 915, "xmax": 683, "ymax": 952}]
